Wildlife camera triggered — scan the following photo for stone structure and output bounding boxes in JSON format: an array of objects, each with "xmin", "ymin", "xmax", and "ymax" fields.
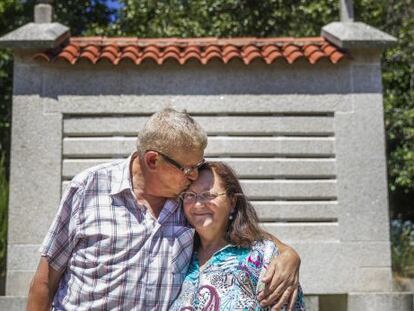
[{"xmin": 0, "ymin": 1, "xmax": 412, "ymax": 310}]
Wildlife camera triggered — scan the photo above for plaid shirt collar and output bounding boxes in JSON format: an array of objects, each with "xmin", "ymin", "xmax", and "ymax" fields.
[
  {"xmin": 109, "ymin": 153, "xmax": 181, "ymax": 221},
  {"xmin": 109, "ymin": 153, "xmax": 135, "ymax": 196}
]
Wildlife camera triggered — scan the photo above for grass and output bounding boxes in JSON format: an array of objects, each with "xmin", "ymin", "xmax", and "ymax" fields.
[
  {"xmin": 0, "ymin": 152, "xmax": 8, "ymax": 286},
  {"xmin": 391, "ymin": 219, "xmax": 414, "ymax": 277}
]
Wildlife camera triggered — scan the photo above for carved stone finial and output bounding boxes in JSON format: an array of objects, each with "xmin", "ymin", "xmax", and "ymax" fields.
[
  {"xmin": 35, "ymin": 0, "xmax": 53, "ymax": 23},
  {"xmin": 340, "ymin": 0, "xmax": 354, "ymax": 22}
]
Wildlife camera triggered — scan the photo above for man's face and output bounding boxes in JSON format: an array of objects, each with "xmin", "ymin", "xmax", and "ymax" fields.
[{"xmin": 154, "ymin": 149, "xmax": 204, "ymax": 198}]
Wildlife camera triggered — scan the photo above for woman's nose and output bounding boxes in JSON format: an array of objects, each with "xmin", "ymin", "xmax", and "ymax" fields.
[{"xmin": 193, "ymin": 196, "xmax": 207, "ymax": 207}]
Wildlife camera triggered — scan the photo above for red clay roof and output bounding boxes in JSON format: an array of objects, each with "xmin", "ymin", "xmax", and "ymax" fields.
[{"xmin": 33, "ymin": 36, "xmax": 347, "ymax": 65}]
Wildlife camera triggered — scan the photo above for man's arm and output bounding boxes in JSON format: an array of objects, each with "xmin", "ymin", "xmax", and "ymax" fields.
[
  {"xmin": 258, "ymin": 235, "xmax": 301, "ymax": 311},
  {"xmin": 27, "ymin": 257, "xmax": 63, "ymax": 311}
]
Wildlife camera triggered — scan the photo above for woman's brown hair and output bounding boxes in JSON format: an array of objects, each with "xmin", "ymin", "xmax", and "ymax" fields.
[{"xmin": 198, "ymin": 161, "xmax": 270, "ymax": 248}]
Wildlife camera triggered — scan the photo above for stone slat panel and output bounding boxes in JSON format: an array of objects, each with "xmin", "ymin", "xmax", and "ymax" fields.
[
  {"xmin": 61, "ymin": 179, "xmax": 336, "ymax": 200},
  {"xmin": 64, "ymin": 116, "xmax": 334, "ymax": 136},
  {"xmin": 240, "ymin": 180, "xmax": 336, "ymax": 199},
  {"xmin": 62, "ymin": 158, "xmax": 336, "ymax": 179},
  {"xmin": 254, "ymin": 201, "xmax": 338, "ymax": 221},
  {"xmin": 63, "ymin": 136, "xmax": 335, "ymax": 158},
  {"xmin": 44, "ymin": 95, "xmax": 352, "ymax": 114},
  {"xmin": 260, "ymin": 222, "xmax": 339, "ymax": 241}
]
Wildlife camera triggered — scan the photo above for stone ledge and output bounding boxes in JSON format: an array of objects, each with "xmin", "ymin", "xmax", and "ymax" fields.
[
  {"xmin": 0, "ymin": 22, "xmax": 69, "ymax": 49},
  {"xmin": 0, "ymin": 296, "xmax": 27, "ymax": 310},
  {"xmin": 322, "ymin": 22, "xmax": 397, "ymax": 49},
  {"xmin": 348, "ymin": 292, "xmax": 413, "ymax": 311}
]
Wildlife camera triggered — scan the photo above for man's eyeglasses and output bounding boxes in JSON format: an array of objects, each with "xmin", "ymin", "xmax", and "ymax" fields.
[
  {"xmin": 147, "ymin": 150, "xmax": 205, "ymax": 176},
  {"xmin": 180, "ymin": 191, "xmax": 227, "ymax": 204}
]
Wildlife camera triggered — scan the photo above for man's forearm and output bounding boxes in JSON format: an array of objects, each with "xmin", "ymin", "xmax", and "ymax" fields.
[
  {"xmin": 27, "ymin": 257, "xmax": 62, "ymax": 311},
  {"xmin": 270, "ymin": 235, "xmax": 300, "ymax": 264},
  {"xmin": 27, "ymin": 279, "xmax": 53, "ymax": 311}
]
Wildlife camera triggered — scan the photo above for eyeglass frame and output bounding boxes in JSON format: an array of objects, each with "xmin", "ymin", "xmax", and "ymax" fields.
[
  {"xmin": 180, "ymin": 190, "xmax": 244, "ymax": 204},
  {"xmin": 146, "ymin": 149, "xmax": 205, "ymax": 176},
  {"xmin": 179, "ymin": 190, "xmax": 227, "ymax": 204}
]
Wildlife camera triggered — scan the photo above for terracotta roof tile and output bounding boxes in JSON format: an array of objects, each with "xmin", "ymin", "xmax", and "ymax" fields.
[
  {"xmin": 33, "ymin": 36, "xmax": 347, "ymax": 65},
  {"xmin": 241, "ymin": 45, "xmax": 262, "ymax": 65}
]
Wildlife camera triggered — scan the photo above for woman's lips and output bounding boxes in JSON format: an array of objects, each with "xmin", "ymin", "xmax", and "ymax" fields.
[{"xmin": 193, "ymin": 212, "xmax": 212, "ymax": 216}]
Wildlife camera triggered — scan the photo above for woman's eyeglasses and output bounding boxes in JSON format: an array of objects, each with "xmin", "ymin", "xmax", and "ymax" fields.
[{"xmin": 180, "ymin": 191, "xmax": 227, "ymax": 204}]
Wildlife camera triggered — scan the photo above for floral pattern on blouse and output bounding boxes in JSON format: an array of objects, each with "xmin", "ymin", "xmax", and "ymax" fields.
[{"xmin": 170, "ymin": 240, "xmax": 305, "ymax": 311}]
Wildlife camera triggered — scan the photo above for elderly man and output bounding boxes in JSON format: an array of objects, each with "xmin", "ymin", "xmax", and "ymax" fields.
[{"xmin": 27, "ymin": 108, "xmax": 300, "ymax": 310}]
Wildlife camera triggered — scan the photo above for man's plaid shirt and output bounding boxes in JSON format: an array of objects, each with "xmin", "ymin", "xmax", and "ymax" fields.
[{"xmin": 40, "ymin": 155, "xmax": 194, "ymax": 310}]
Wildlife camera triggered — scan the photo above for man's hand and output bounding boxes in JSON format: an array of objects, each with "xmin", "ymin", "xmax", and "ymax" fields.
[{"xmin": 258, "ymin": 241, "xmax": 301, "ymax": 311}]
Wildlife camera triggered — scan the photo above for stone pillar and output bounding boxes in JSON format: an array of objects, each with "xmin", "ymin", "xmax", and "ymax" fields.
[
  {"xmin": 322, "ymin": 21, "xmax": 413, "ymax": 311},
  {"xmin": 34, "ymin": 1, "xmax": 53, "ymax": 24},
  {"xmin": 0, "ymin": 3, "xmax": 69, "ymax": 308}
]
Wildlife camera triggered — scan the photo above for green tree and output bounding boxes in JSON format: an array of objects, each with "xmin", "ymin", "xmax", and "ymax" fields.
[
  {"xmin": 105, "ymin": 0, "xmax": 338, "ymax": 37},
  {"xmin": 353, "ymin": 0, "xmax": 414, "ymax": 217}
]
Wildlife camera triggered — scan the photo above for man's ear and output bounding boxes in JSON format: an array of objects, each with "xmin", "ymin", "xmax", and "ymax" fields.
[{"xmin": 144, "ymin": 151, "xmax": 159, "ymax": 170}]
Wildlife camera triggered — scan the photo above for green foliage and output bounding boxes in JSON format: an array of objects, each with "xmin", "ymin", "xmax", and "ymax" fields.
[
  {"xmin": 355, "ymin": 0, "xmax": 414, "ymax": 196},
  {"xmin": 0, "ymin": 1, "xmax": 26, "ymax": 166},
  {"xmin": 107, "ymin": 0, "xmax": 339, "ymax": 37},
  {"xmin": 54, "ymin": 1, "xmax": 115, "ymax": 36},
  {"xmin": 391, "ymin": 219, "xmax": 414, "ymax": 277},
  {"xmin": 0, "ymin": 153, "xmax": 8, "ymax": 277}
]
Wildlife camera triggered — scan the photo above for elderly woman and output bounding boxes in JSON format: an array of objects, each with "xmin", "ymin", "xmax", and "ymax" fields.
[{"xmin": 170, "ymin": 162, "xmax": 305, "ymax": 311}]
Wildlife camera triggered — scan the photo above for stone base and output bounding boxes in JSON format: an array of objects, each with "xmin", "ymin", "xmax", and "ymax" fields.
[
  {"xmin": 0, "ymin": 296, "xmax": 27, "ymax": 310},
  {"xmin": 348, "ymin": 292, "xmax": 413, "ymax": 311},
  {"xmin": 319, "ymin": 294, "xmax": 347, "ymax": 311},
  {"xmin": 304, "ymin": 295, "xmax": 319, "ymax": 311}
]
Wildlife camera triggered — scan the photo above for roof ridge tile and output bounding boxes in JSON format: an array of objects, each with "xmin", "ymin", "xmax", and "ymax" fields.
[{"xmin": 33, "ymin": 36, "xmax": 348, "ymax": 66}]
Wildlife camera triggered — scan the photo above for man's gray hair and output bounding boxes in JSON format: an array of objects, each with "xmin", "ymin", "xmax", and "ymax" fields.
[{"xmin": 137, "ymin": 108, "xmax": 208, "ymax": 155}]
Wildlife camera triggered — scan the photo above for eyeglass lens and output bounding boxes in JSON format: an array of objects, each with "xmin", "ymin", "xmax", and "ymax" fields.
[{"xmin": 182, "ymin": 191, "xmax": 222, "ymax": 203}]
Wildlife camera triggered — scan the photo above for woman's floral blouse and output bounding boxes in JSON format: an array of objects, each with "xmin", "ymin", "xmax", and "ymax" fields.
[{"xmin": 170, "ymin": 240, "xmax": 305, "ymax": 311}]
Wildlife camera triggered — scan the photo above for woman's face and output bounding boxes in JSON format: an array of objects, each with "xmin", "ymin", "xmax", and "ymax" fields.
[{"xmin": 183, "ymin": 168, "xmax": 234, "ymax": 237}]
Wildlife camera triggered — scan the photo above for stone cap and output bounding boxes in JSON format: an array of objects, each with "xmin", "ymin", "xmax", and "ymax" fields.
[
  {"xmin": 0, "ymin": 22, "xmax": 69, "ymax": 49},
  {"xmin": 322, "ymin": 22, "xmax": 397, "ymax": 49}
]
